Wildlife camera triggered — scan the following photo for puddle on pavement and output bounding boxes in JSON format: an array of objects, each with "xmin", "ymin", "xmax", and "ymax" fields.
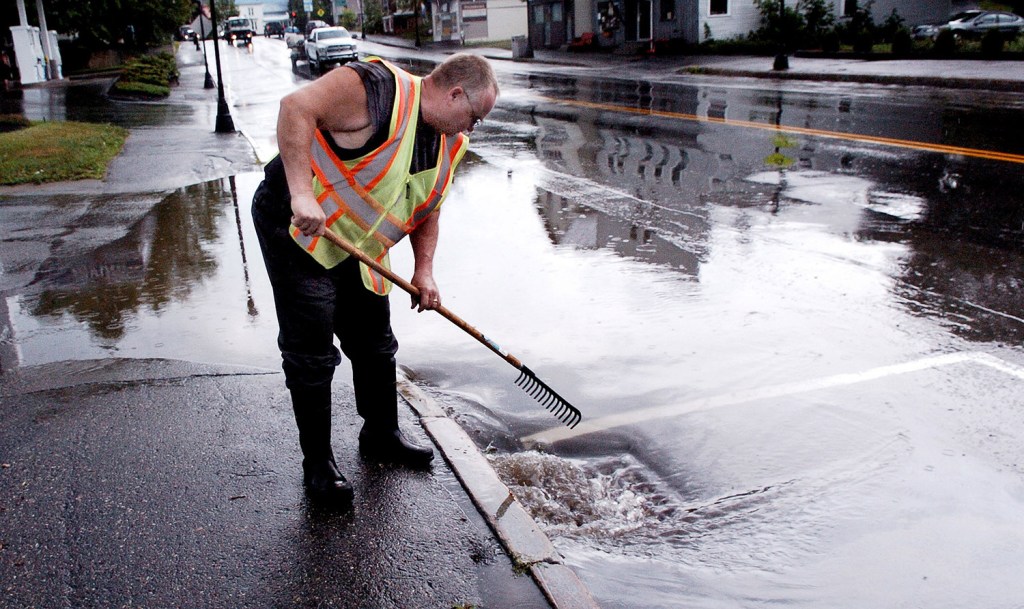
[
  {"xmin": 1, "ymin": 173, "xmax": 279, "ymax": 373},
  {"xmin": 1, "ymin": 77, "xmax": 196, "ymax": 127}
]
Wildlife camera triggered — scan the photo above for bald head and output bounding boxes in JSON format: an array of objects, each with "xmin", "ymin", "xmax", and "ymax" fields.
[
  {"xmin": 420, "ymin": 53, "xmax": 499, "ymax": 136},
  {"xmin": 429, "ymin": 53, "xmax": 499, "ymax": 99}
]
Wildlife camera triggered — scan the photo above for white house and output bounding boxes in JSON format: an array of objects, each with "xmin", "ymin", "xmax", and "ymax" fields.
[
  {"xmin": 700, "ymin": 0, "xmax": 955, "ymax": 43},
  {"xmin": 431, "ymin": 0, "xmax": 529, "ymax": 44},
  {"xmin": 526, "ymin": 0, "xmax": 953, "ymax": 50}
]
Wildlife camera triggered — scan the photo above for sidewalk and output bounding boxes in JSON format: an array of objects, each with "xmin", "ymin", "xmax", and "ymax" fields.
[
  {"xmin": 678, "ymin": 54, "xmax": 1024, "ymax": 91},
  {"xmin": 371, "ymin": 33, "xmax": 1024, "ymax": 92}
]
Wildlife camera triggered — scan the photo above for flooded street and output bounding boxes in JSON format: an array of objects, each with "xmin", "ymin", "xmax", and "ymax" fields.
[{"xmin": 3, "ymin": 39, "xmax": 1024, "ymax": 608}]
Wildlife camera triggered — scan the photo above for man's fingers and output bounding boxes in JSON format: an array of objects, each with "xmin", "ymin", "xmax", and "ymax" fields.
[
  {"xmin": 411, "ymin": 293, "xmax": 440, "ymax": 312},
  {"xmin": 290, "ymin": 215, "xmax": 325, "ymax": 236}
]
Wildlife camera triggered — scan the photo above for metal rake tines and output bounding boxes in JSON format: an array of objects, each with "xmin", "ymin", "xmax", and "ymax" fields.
[{"xmin": 515, "ymin": 366, "xmax": 581, "ymax": 429}]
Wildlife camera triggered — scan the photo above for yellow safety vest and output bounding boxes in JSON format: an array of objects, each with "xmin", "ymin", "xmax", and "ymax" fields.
[{"xmin": 290, "ymin": 58, "xmax": 469, "ymax": 294}]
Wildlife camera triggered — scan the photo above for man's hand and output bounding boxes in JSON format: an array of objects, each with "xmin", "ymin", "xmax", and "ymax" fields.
[
  {"xmin": 411, "ymin": 271, "xmax": 440, "ymax": 312},
  {"xmin": 290, "ymin": 193, "xmax": 326, "ymax": 236}
]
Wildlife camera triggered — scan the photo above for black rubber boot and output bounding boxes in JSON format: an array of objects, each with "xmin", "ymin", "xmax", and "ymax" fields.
[
  {"xmin": 291, "ymin": 386, "xmax": 354, "ymax": 506},
  {"xmin": 358, "ymin": 426, "xmax": 434, "ymax": 469},
  {"xmin": 352, "ymin": 356, "xmax": 434, "ymax": 469}
]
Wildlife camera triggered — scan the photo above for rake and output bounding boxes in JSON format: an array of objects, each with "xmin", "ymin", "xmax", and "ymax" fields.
[{"xmin": 319, "ymin": 230, "xmax": 582, "ymax": 429}]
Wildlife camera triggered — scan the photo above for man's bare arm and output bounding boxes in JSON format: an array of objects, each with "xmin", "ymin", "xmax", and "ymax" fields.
[
  {"xmin": 277, "ymin": 67, "xmax": 372, "ymax": 236},
  {"xmin": 409, "ymin": 210, "xmax": 441, "ymax": 311}
]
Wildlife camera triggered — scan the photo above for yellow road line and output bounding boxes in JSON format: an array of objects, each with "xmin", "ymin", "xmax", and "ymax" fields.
[{"xmin": 542, "ymin": 97, "xmax": 1024, "ymax": 165}]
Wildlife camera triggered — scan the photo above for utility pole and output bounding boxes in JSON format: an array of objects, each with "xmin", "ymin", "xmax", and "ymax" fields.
[
  {"xmin": 770, "ymin": 0, "xmax": 786, "ymax": 70},
  {"xmin": 208, "ymin": 0, "xmax": 236, "ymax": 133},
  {"xmin": 34, "ymin": 0, "xmax": 60, "ymax": 79}
]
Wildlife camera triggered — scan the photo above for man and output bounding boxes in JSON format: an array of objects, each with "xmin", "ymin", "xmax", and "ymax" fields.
[{"xmin": 252, "ymin": 54, "xmax": 498, "ymax": 507}]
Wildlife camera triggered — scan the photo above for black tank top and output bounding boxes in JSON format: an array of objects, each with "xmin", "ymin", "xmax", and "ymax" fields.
[{"xmin": 262, "ymin": 61, "xmax": 440, "ymax": 197}]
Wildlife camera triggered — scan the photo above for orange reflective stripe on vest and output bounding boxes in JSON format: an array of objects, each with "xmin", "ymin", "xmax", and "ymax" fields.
[
  {"xmin": 297, "ymin": 66, "xmax": 416, "ymax": 252},
  {"xmin": 288, "ymin": 57, "xmax": 469, "ymax": 294},
  {"xmin": 411, "ymin": 134, "xmax": 466, "ymax": 228}
]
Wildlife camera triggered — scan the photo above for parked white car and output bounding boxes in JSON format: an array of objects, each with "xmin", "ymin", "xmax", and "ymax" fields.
[{"xmin": 304, "ymin": 27, "xmax": 358, "ymax": 75}]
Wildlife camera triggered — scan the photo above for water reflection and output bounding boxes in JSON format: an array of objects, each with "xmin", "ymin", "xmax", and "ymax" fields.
[
  {"xmin": 27, "ymin": 182, "xmax": 229, "ymax": 340},
  {"xmin": 0, "ymin": 77, "xmax": 194, "ymax": 127},
  {"xmin": 438, "ymin": 75, "xmax": 1024, "ymax": 609},
  {"xmin": 875, "ymin": 225, "xmax": 1024, "ymax": 346},
  {"xmin": 497, "ymin": 74, "xmax": 1024, "ymax": 351}
]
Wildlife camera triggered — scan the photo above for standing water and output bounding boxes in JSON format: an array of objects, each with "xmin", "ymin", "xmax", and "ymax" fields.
[
  {"xmin": 385, "ymin": 78, "xmax": 1024, "ymax": 609},
  {"xmin": 4, "ymin": 57, "xmax": 1024, "ymax": 609}
]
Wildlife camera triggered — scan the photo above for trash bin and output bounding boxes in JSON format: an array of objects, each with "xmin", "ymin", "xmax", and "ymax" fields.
[{"xmin": 511, "ymin": 35, "xmax": 533, "ymax": 60}]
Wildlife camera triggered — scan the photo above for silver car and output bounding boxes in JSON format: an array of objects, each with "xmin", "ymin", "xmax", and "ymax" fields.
[{"xmin": 947, "ymin": 11, "xmax": 1024, "ymax": 38}]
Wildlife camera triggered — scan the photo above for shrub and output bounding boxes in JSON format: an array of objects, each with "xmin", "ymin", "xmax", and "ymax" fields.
[
  {"xmin": 879, "ymin": 9, "xmax": 906, "ymax": 42},
  {"xmin": 120, "ymin": 52, "xmax": 178, "ymax": 86},
  {"xmin": 891, "ymin": 28, "xmax": 913, "ymax": 56},
  {"xmin": 111, "ymin": 52, "xmax": 177, "ymax": 99},
  {"xmin": 981, "ymin": 29, "xmax": 1005, "ymax": 57},
  {"xmin": 111, "ymin": 80, "xmax": 171, "ymax": 98},
  {"xmin": 0, "ymin": 113, "xmax": 31, "ymax": 133},
  {"xmin": 338, "ymin": 9, "xmax": 358, "ymax": 30},
  {"xmin": 933, "ymin": 29, "xmax": 957, "ymax": 56},
  {"xmin": 821, "ymin": 30, "xmax": 841, "ymax": 53},
  {"xmin": 753, "ymin": 0, "xmax": 806, "ymax": 50},
  {"xmin": 853, "ymin": 29, "xmax": 875, "ymax": 53},
  {"xmin": 698, "ymin": 35, "xmax": 778, "ymax": 55},
  {"xmin": 839, "ymin": 0, "xmax": 877, "ymax": 50},
  {"xmin": 801, "ymin": 0, "xmax": 836, "ymax": 45}
]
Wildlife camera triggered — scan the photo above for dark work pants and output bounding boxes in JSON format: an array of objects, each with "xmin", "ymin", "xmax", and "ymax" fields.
[{"xmin": 251, "ymin": 182, "xmax": 401, "ymax": 435}]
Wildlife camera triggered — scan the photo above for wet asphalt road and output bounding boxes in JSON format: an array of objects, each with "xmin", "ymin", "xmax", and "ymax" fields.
[
  {"xmin": 3, "ymin": 35, "xmax": 1024, "ymax": 609},
  {"xmin": 0, "ymin": 359, "xmax": 547, "ymax": 609}
]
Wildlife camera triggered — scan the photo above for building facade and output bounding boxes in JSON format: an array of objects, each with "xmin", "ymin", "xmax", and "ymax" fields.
[
  {"xmin": 526, "ymin": 0, "xmax": 952, "ymax": 50},
  {"xmin": 431, "ymin": 0, "xmax": 528, "ymax": 43}
]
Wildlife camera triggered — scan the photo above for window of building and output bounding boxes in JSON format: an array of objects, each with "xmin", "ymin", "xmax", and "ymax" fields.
[
  {"xmin": 661, "ymin": 0, "xmax": 675, "ymax": 20},
  {"xmin": 843, "ymin": 0, "xmax": 857, "ymax": 16},
  {"xmin": 710, "ymin": 0, "xmax": 728, "ymax": 16}
]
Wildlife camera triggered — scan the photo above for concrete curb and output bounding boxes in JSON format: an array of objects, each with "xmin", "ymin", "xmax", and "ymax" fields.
[{"xmin": 397, "ymin": 377, "xmax": 601, "ymax": 609}]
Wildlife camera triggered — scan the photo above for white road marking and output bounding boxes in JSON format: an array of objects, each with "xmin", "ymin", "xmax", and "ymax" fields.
[{"xmin": 524, "ymin": 351, "xmax": 1024, "ymax": 446}]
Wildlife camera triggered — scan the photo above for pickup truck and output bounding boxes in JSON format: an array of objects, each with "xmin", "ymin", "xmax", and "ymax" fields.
[
  {"xmin": 224, "ymin": 16, "xmax": 255, "ymax": 45},
  {"xmin": 304, "ymin": 26, "xmax": 358, "ymax": 75}
]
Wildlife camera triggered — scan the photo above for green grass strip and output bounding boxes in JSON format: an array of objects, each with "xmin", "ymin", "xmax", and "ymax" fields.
[{"xmin": 0, "ymin": 121, "xmax": 129, "ymax": 185}]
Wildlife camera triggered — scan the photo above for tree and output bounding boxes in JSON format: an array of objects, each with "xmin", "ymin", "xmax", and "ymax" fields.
[
  {"xmin": 363, "ymin": 0, "xmax": 385, "ymax": 34},
  {"xmin": 311, "ymin": 0, "xmax": 333, "ymax": 22},
  {"xmin": 799, "ymin": 0, "xmax": 835, "ymax": 46},
  {"xmin": 840, "ymin": 0, "xmax": 876, "ymax": 53},
  {"xmin": 339, "ymin": 9, "xmax": 359, "ymax": 29},
  {"xmin": 215, "ymin": 0, "xmax": 239, "ymax": 21},
  {"xmin": 9, "ymin": 0, "xmax": 194, "ymax": 50},
  {"xmin": 288, "ymin": 0, "xmax": 308, "ymax": 29},
  {"xmin": 753, "ymin": 0, "xmax": 806, "ymax": 50}
]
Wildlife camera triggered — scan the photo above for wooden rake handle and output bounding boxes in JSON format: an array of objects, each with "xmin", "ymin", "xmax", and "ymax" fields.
[
  {"xmin": 318, "ymin": 230, "xmax": 523, "ymax": 369},
  {"xmin": 317, "ymin": 229, "xmax": 582, "ymax": 428}
]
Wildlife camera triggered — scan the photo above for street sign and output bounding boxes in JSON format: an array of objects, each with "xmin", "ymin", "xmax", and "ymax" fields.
[{"xmin": 191, "ymin": 14, "xmax": 214, "ymax": 38}]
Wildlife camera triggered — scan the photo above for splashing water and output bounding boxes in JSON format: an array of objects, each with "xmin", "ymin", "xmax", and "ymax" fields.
[{"xmin": 489, "ymin": 451, "xmax": 678, "ymax": 540}]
